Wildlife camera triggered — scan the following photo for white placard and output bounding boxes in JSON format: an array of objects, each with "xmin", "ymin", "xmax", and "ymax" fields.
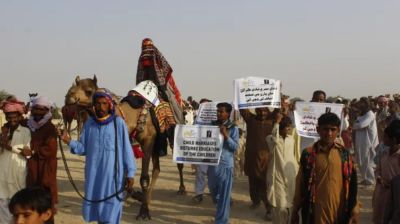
[
  {"xmin": 294, "ymin": 102, "xmax": 343, "ymax": 138},
  {"xmin": 234, "ymin": 77, "xmax": 281, "ymax": 110},
  {"xmin": 195, "ymin": 102, "xmax": 234, "ymax": 125},
  {"xmin": 131, "ymin": 80, "xmax": 160, "ymax": 106},
  {"xmin": 195, "ymin": 102, "xmax": 218, "ymax": 125},
  {"xmin": 173, "ymin": 125, "xmax": 223, "ymax": 165}
]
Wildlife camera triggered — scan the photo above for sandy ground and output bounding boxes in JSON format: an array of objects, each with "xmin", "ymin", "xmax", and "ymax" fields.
[{"xmin": 54, "ymin": 122, "xmax": 373, "ymax": 224}]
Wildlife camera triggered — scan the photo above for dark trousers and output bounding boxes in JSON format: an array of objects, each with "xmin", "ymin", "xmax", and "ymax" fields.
[{"xmin": 248, "ymin": 175, "xmax": 269, "ymax": 209}]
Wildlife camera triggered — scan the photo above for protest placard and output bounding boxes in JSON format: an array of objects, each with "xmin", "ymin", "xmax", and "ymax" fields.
[
  {"xmin": 195, "ymin": 102, "xmax": 218, "ymax": 125},
  {"xmin": 294, "ymin": 102, "xmax": 344, "ymax": 138},
  {"xmin": 131, "ymin": 80, "xmax": 160, "ymax": 106},
  {"xmin": 173, "ymin": 124, "xmax": 223, "ymax": 165},
  {"xmin": 234, "ymin": 77, "xmax": 281, "ymax": 110},
  {"xmin": 195, "ymin": 102, "xmax": 234, "ymax": 125}
]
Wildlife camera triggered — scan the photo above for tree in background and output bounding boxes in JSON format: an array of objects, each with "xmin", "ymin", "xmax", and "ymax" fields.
[
  {"xmin": 0, "ymin": 90, "xmax": 11, "ymax": 102},
  {"xmin": 51, "ymin": 106, "xmax": 62, "ymax": 119}
]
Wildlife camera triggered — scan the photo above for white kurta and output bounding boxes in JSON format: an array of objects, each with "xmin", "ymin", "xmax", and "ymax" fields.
[
  {"xmin": 266, "ymin": 124, "xmax": 299, "ymax": 209},
  {"xmin": 353, "ymin": 110, "xmax": 379, "ymax": 184},
  {"xmin": 0, "ymin": 125, "xmax": 31, "ymax": 199},
  {"xmin": 0, "ymin": 125, "xmax": 31, "ymax": 223}
]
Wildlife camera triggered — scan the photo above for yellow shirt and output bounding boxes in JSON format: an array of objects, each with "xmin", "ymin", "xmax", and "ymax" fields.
[{"xmin": 293, "ymin": 143, "xmax": 359, "ymax": 224}]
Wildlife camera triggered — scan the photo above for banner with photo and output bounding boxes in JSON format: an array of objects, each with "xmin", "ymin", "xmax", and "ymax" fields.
[
  {"xmin": 294, "ymin": 102, "xmax": 343, "ymax": 138},
  {"xmin": 173, "ymin": 124, "xmax": 223, "ymax": 165},
  {"xmin": 234, "ymin": 77, "xmax": 281, "ymax": 110}
]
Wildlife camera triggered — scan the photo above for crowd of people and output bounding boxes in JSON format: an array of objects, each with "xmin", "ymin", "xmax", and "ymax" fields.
[
  {"xmin": 0, "ymin": 96, "xmax": 58, "ymax": 224},
  {"xmin": 183, "ymin": 91, "xmax": 400, "ymax": 224},
  {"xmin": 1, "ymin": 91, "xmax": 400, "ymax": 224},
  {"xmin": 0, "ymin": 38, "xmax": 400, "ymax": 224}
]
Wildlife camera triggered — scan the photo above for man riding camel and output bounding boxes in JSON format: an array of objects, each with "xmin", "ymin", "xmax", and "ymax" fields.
[{"xmin": 136, "ymin": 38, "xmax": 185, "ymax": 126}]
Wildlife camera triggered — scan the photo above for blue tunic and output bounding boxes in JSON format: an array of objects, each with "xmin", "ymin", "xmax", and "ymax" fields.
[
  {"xmin": 208, "ymin": 122, "xmax": 239, "ymax": 224},
  {"xmin": 69, "ymin": 116, "xmax": 136, "ymax": 223}
]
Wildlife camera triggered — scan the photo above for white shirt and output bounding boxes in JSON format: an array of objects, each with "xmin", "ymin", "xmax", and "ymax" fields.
[
  {"xmin": 0, "ymin": 125, "xmax": 31, "ymax": 199},
  {"xmin": 266, "ymin": 123, "xmax": 299, "ymax": 208}
]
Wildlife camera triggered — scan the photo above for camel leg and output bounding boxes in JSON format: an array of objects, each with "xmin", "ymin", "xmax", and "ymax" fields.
[
  {"xmin": 167, "ymin": 125, "xmax": 186, "ymax": 195},
  {"xmin": 129, "ymin": 144, "xmax": 156, "ymax": 205},
  {"xmin": 137, "ymin": 173, "xmax": 151, "ymax": 220},
  {"xmin": 136, "ymin": 138, "xmax": 154, "ymax": 220},
  {"xmin": 177, "ymin": 163, "xmax": 186, "ymax": 195},
  {"xmin": 148, "ymin": 154, "xmax": 160, "ymax": 204}
]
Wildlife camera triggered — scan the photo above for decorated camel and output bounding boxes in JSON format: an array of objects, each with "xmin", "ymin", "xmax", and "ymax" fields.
[{"xmin": 64, "ymin": 75, "xmax": 186, "ymax": 220}]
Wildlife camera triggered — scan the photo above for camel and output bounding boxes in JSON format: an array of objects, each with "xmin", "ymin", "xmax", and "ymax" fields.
[
  {"xmin": 63, "ymin": 76, "xmax": 93, "ymax": 139},
  {"xmin": 26, "ymin": 93, "xmax": 38, "ymax": 112},
  {"xmin": 28, "ymin": 93, "xmax": 38, "ymax": 103},
  {"xmin": 64, "ymin": 75, "xmax": 186, "ymax": 220}
]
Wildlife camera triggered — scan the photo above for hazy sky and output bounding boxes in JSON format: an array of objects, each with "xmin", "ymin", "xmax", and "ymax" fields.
[{"xmin": 1, "ymin": 0, "xmax": 399, "ymax": 106}]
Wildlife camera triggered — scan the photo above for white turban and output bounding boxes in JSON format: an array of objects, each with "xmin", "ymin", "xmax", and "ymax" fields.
[{"xmin": 32, "ymin": 96, "xmax": 54, "ymax": 109}]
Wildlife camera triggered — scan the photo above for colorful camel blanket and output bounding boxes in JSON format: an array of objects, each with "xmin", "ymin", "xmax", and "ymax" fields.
[{"xmin": 154, "ymin": 101, "xmax": 176, "ymax": 133}]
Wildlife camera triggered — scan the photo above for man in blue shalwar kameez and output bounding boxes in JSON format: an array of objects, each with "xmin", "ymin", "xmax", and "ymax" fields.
[
  {"xmin": 60, "ymin": 89, "xmax": 136, "ymax": 224},
  {"xmin": 208, "ymin": 102, "xmax": 239, "ymax": 224}
]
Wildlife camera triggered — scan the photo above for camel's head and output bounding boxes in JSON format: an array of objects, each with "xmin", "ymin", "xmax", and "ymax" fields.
[
  {"xmin": 65, "ymin": 75, "xmax": 98, "ymax": 106},
  {"xmin": 28, "ymin": 93, "xmax": 38, "ymax": 98}
]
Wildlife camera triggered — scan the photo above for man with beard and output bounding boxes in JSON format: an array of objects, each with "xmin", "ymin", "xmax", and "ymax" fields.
[
  {"xmin": 0, "ymin": 98, "xmax": 31, "ymax": 223},
  {"xmin": 26, "ymin": 96, "xmax": 58, "ymax": 223},
  {"xmin": 60, "ymin": 89, "xmax": 136, "ymax": 224},
  {"xmin": 239, "ymin": 107, "xmax": 273, "ymax": 218}
]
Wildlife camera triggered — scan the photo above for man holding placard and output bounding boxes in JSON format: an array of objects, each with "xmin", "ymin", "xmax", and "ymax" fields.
[
  {"xmin": 234, "ymin": 77, "xmax": 281, "ymax": 220},
  {"xmin": 208, "ymin": 102, "xmax": 239, "ymax": 224},
  {"xmin": 192, "ymin": 98, "xmax": 213, "ymax": 203},
  {"xmin": 298, "ymin": 90, "xmax": 327, "ymax": 151},
  {"xmin": 240, "ymin": 107, "xmax": 273, "ymax": 215}
]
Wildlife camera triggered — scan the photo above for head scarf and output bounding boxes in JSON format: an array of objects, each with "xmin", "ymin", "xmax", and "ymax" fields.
[
  {"xmin": 92, "ymin": 89, "xmax": 116, "ymax": 125},
  {"xmin": 31, "ymin": 96, "xmax": 54, "ymax": 110},
  {"xmin": 27, "ymin": 96, "xmax": 54, "ymax": 132},
  {"xmin": 1, "ymin": 99, "xmax": 25, "ymax": 114},
  {"xmin": 136, "ymin": 38, "xmax": 172, "ymax": 86},
  {"xmin": 136, "ymin": 38, "xmax": 183, "ymax": 106}
]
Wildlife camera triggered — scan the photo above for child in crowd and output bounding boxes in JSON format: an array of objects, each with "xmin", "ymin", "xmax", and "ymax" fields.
[
  {"xmin": 266, "ymin": 112, "xmax": 298, "ymax": 224},
  {"xmin": 8, "ymin": 187, "xmax": 53, "ymax": 224}
]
